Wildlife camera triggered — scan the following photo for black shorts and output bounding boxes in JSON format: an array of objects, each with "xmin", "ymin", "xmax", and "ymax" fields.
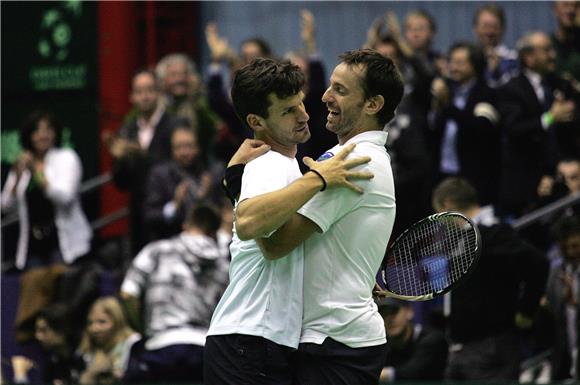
[
  {"xmin": 294, "ymin": 338, "xmax": 387, "ymax": 385},
  {"xmin": 204, "ymin": 334, "xmax": 294, "ymax": 385}
]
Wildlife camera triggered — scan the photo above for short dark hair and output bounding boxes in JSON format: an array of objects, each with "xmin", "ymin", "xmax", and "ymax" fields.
[
  {"xmin": 338, "ymin": 49, "xmax": 404, "ymax": 127},
  {"xmin": 185, "ymin": 203, "xmax": 222, "ymax": 237},
  {"xmin": 20, "ymin": 110, "xmax": 63, "ymax": 152},
  {"xmin": 473, "ymin": 4, "xmax": 506, "ymax": 29},
  {"xmin": 231, "ymin": 58, "xmax": 305, "ymax": 127},
  {"xmin": 449, "ymin": 41, "xmax": 487, "ymax": 80},
  {"xmin": 432, "ymin": 177, "xmax": 479, "ymax": 212},
  {"xmin": 36, "ymin": 304, "xmax": 71, "ymax": 337},
  {"xmin": 551, "ymin": 214, "xmax": 580, "ymax": 244}
]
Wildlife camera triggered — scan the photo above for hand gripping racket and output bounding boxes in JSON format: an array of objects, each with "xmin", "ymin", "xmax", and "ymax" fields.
[{"xmin": 377, "ymin": 212, "xmax": 481, "ymax": 301}]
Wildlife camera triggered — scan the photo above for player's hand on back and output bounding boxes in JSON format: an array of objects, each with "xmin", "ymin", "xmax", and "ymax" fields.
[
  {"xmin": 304, "ymin": 143, "xmax": 373, "ymax": 194},
  {"xmin": 228, "ymin": 139, "xmax": 271, "ymax": 167}
]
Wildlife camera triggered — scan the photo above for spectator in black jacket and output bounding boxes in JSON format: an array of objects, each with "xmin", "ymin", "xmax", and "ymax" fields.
[
  {"xmin": 143, "ymin": 123, "xmax": 223, "ymax": 241},
  {"xmin": 498, "ymin": 31, "xmax": 578, "ymax": 219},
  {"xmin": 432, "ymin": 177, "xmax": 549, "ymax": 382},
  {"xmin": 430, "ymin": 42, "xmax": 501, "ymax": 206},
  {"xmin": 106, "ymin": 69, "xmax": 176, "ymax": 255},
  {"xmin": 378, "ymin": 298, "xmax": 448, "ymax": 383}
]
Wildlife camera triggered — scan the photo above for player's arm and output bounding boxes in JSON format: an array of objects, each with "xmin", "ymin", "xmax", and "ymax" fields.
[
  {"xmin": 235, "ymin": 143, "xmax": 372, "ymax": 240},
  {"xmin": 256, "ymin": 213, "xmax": 319, "ymax": 260}
]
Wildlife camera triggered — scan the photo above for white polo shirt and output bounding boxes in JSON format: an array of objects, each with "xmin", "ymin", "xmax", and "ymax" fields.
[
  {"xmin": 298, "ymin": 130, "xmax": 395, "ymax": 348},
  {"xmin": 207, "ymin": 151, "xmax": 305, "ymax": 348}
]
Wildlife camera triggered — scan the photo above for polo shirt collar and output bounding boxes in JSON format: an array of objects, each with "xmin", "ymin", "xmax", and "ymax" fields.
[{"xmin": 344, "ymin": 130, "xmax": 389, "ymax": 147}]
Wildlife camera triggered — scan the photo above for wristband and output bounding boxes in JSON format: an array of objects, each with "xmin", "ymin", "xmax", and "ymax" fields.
[
  {"xmin": 307, "ymin": 169, "xmax": 327, "ymax": 191},
  {"xmin": 222, "ymin": 164, "xmax": 245, "ymax": 205},
  {"xmin": 541, "ymin": 112, "xmax": 554, "ymax": 128}
]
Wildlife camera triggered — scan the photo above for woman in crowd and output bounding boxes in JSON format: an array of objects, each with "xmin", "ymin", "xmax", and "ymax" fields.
[
  {"xmin": 78, "ymin": 297, "xmax": 140, "ymax": 385},
  {"xmin": 1, "ymin": 110, "xmax": 92, "ymax": 270}
]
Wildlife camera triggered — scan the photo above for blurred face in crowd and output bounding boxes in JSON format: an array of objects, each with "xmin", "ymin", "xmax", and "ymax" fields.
[
  {"xmin": 562, "ymin": 233, "xmax": 580, "ymax": 265},
  {"xmin": 172, "ymin": 128, "xmax": 200, "ymax": 168},
  {"xmin": 164, "ymin": 61, "xmax": 191, "ymax": 98},
  {"xmin": 241, "ymin": 41, "xmax": 265, "ymax": 65},
  {"xmin": 449, "ymin": 47, "xmax": 476, "ymax": 85},
  {"xmin": 474, "ymin": 10, "xmax": 503, "ymax": 48},
  {"xmin": 35, "ymin": 318, "xmax": 65, "ymax": 351},
  {"xmin": 558, "ymin": 160, "xmax": 580, "ymax": 194},
  {"xmin": 87, "ymin": 304, "xmax": 115, "ymax": 348},
  {"xmin": 553, "ymin": 1, "xmax": 578, "ymax": 29},
  {"xmin": 131, "ymin": 72, "xmax": 159, "ymax": 115},
  {"xmin": 375, "ymin": 42, "xmax": 401, "ymax": 69},
  {"xmin": 381, "ymin": 305, "xmax": 413, "ymax": 338},
  {"xmin": 31, "ymin": 118, "xmax": 56, "ymax": 156},
  {"xmin": 322, "ymin": 63, "xmax": 367, "ymax": 141},
  {"xmin": 252, "ymin": 91, "xmax": 310, "ymax": 153},
  {"xmin": 405, "ymin": 14, "xmax": 433, "ymax": 52},
  {"xmin": 525, "ymin": 32, "xmax": 557, "ymax": 74}
]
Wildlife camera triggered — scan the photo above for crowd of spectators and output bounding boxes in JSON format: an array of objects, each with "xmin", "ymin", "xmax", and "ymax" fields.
[{"xmin": 1, "ymin": 2, "xmax": 579, "ymax": 383}]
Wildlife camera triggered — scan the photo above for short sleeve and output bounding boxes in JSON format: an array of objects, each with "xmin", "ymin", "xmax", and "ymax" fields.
[{"xmin": 298, "ymin": 187, "xmax": 362, "ymax": 233}]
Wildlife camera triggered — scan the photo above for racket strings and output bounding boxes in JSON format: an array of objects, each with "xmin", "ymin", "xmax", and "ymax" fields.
[{"xmin": 385, "ymin": 216, "xmax": 478, "ymax": 296}]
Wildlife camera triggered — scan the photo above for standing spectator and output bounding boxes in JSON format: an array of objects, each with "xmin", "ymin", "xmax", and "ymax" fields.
[
  {"xmin": 155, "ymin": 53, "xmax": 222, "ymax": 163},
  {"xmin": 404, "ymin": 9, "xmax": 446, "ymax": 76},
  {"xmin": 430, "ymin": 42, "xmax": 501, "ymax": 206},
  {"xmin": 144, "ymin": 124, "xmax": 223, "ymax": 241},
  {"xmin": 498, "ymin": 31, "xmax": 578, "ymax": 218},
  {"xmin": 545, "ymin": 215, "xmax": 580, "ymax": 381},
  {"xmin": 365, "ymin": 31, "xmax": 433, "ymax": 235},
  {"xmin": 107, "ymin": 69, "xmax": 175, "ymax": 255},
  {"xmin": 78, "ymin": 297, "xmax": 140, "ymax": 385},
  {"xmin": 121, "ymin": 204, "xmax": 230, "ymax": 383},
  {"xmin": 286, "ymin": 10, "xmax": 334, "ymax": 170},
  {"xmin": 378, "ymin": 298, "xmax": 448, "ymax": 383},
  {"xmin": 432, "ymin": 177, "xmax": 549, "ymax": 382},
  {"xmin": 472, "ymin": 3, "xmax": 519, "ymax": 87},
  {"xmin": 1, "ymin": 110, "xmax": 91, "ymax": 271},
  {"xmin": 551, "ymin": 0, "xmax": 580, "ymax": 84}
]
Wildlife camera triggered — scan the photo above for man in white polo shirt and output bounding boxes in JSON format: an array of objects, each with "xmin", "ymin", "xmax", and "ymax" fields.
[
  {"xmin": 204, "ymin": 57, "xmax": 374, "ymax": 385},
  {"xmin": 224, "ymin": 49, "xmax": 404, "ymax": 384}
]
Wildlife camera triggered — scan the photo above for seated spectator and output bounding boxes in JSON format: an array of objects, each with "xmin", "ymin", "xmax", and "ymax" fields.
[
  {"xmin": 432, "ymin": 177, "xmax": 549, "ymax": 382},
  {"xmin": 378, "ymin": 298, "xmax": 448, "ymax": 383},
  {"xmin": 78, "ymin": 297, "xmax": 140, "ymax": 385},
  {"xmin": 155, "ymin": 53, "xmax": 222, "ymax": 163},
  {"xmin": 121, "ymin": 204, "xmax": 230, "ymax": 383},
  {"xmin": 144, "ymin": 124, "xmax": 224, "ymax": 241},
  {"xmin": 11, "ymin": 305, "xmax": 83, "ymax": 385},
  {"xmin": 544, "ymin": 215, "xmax": 580, "ymax": 381},
  {"xmin": 430, "ymin": 42, "xmax": 500, "ymax": 206},
  {"xmin": 106, "ymin": 69, "xmax": 176, "ymax": 255},
  {"xmin": 498, "ymin": 31, "xmax": 579, "ymax": 218},
  {"xmin": 472, "ymin": 3, "xmax": 519, "ymax": 87},
  {"xmin": 1, "ymin": 110, "xmax": 92, "ymax": 270},
  {"xmin": 551, "ymin": 0, "xmax": 580, "ymax": 84}
]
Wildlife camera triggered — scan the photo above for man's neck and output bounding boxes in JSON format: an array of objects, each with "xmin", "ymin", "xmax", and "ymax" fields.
[
  {"xmin": 268, "ymin": 142, "xmax": 297, "ymax": 158},
  {"xmin": 338, "ymin": 121, "xmax": 381, "ymax": 145}
]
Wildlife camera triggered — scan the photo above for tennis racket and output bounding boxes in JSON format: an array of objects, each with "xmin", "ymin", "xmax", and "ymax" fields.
[{"xmin": 376, "ymin": 211, "xmax": 481, "ymax": 301}]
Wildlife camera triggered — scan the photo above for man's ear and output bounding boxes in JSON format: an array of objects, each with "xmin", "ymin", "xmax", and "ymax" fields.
[
  {"xmin": 364, "ymin": 95, "xmax": 385, "ymax": 116},
  {"xmin": 246, "ymin": 114, "xmax": 265, "ymax": 132}
]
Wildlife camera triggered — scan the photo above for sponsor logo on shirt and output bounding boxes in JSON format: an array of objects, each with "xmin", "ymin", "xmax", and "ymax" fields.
[{"xmin": 317, "ymin": 151, "xmax": 335, "ymax": 161}]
